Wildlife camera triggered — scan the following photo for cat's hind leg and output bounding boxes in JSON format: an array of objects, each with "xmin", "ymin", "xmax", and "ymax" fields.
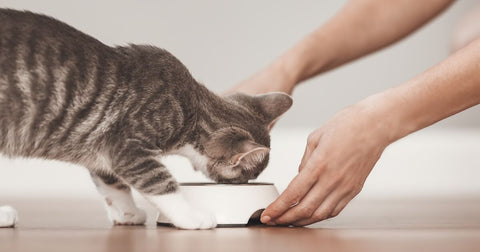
[
  {"xmin": 0, "ymin": 205, "xmax": 18, "ymax": 228},
  {"xmin": 90, "ymin": 172, "xmax": 147, "ymax": 225}
]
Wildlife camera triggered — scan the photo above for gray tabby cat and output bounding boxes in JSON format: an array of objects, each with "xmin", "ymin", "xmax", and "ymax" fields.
[{"xmin": 0, "ymin": 9, "xmax": 292, "ymax": 229}]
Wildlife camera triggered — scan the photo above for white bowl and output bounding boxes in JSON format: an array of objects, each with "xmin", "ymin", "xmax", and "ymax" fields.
[{"xmin": 157, "ymin": 183, "xmax": 279, "ymax": 227}]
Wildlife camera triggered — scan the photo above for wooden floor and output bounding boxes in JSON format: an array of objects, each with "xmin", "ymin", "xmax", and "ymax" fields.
[{"xmin": 1, "ymin": 196, "xmax": 480, "ymax": 252}]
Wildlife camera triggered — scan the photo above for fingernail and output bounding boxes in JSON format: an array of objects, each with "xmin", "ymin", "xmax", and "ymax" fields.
[
  {"xmin": 266, "ymin": 221, "xmax": 276, "ymax": 226},
  {"xmin": 261, "ymin": 215, "xmax": 271, "ymax": 223}
]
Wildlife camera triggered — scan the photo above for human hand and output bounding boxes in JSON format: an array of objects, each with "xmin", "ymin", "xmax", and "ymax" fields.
[{"xmin": 260, "ymin": 99, "xmax": 394, "ymax": 226}]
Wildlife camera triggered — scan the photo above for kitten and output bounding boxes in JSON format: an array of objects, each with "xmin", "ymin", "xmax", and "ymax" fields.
[{"xmin": 0, "ymin": 9, "xmax": 292, "ymax": 229}]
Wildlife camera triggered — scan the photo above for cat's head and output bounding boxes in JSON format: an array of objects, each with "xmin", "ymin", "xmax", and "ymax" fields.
[{"xmin": 197, "ymin": 92, "xmax": 293, "ymax": 184}]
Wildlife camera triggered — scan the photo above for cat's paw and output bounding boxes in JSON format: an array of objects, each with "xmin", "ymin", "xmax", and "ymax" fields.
[
  {"xmin": 109, "ymin": 207, "xmax": 147, "ymax": 226},
  {"xmin": 149, "ymin": 192, "xmax": 216, "ymax": 229},
  {"xmin": 0, "ymin": 205, "xmax": 18, "ymax": 228},
  {"xmin": 169, "ymin": 208, "xmax": 217, "ymax": 230}
]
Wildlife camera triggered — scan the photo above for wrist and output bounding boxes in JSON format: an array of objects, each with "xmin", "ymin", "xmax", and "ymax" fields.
[
  {"xmin": 275, "ymin": 32, "xmax": 335, "ymax": 84},
  {"xmin": 356, "ymin": 91, "xmax": 410, "ymax": 145},
  {"xmin": 263, "ymin": 59, "xmax": 297, "ymax": 94}
]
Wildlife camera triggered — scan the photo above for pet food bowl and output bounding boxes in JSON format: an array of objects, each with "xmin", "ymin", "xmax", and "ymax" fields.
[{"xmin": 157, "ymin": 182, "xmax": 279, "ymax": 227}]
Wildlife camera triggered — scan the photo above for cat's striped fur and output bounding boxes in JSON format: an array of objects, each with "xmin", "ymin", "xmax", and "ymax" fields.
[{"xmin": 0, "ymin": 9, "xmax": 292, "ymax": 229}]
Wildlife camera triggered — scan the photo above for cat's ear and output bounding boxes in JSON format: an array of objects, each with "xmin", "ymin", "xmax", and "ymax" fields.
[
  {"xmin": 254, "ymin": 92, "xmax": 293, "ymax": 129},
  {"xmin": 204, "ymin": 127, "xmax": 269, "ymax": 166},
  {"xmin": 231, "ymin": 140, "xmax": 270, "ymax": 167},
  {"xmin": 226, "ymin": 92, "xmax": 293, "ymax": 127}
]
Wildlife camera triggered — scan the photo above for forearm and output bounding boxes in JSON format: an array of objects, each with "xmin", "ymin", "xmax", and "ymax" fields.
[
  {"xmin": 365, "ymin": 38, "xmax": 480, "ymax": 143},
  {"xmin": 273, "ymin": 0, "xmax": 454, "ymax": 89}
]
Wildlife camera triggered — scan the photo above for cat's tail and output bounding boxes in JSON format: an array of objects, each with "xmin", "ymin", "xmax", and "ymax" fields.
[{"xmin": 0, "ymin": 205, "xmax": 18, "ymax": 227}]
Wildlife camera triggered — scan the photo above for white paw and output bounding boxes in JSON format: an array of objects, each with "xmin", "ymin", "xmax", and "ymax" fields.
[
  {"xmin": 168, "ymin": 208, "xmax": 217, "ymax": 230},
  {"xmin": 149, "ymin": 192, "xmax": 217, "ymax": 230},
  {"xmin": 108, "ymin": 207, "xmax": 147, "ymax": 226},
  {"xmin": 0, "ymin": 205, "xmax": 18, "ymax": 228}
]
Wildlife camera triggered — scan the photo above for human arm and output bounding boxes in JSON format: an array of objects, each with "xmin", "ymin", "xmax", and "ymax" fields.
[
  {"xmin": 261, "ymin": 38, "xmax": 480, "ymax": 226},
  {"xmin": 226, "ymin": 0, "xmax": 455, "ymax": 95}
]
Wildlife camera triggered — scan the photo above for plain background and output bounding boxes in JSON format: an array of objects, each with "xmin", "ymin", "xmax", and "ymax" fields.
[
  {"xmin": 0, "ymin": 1, "xmax": 479, "ymax": 200},
  {"xmin": 1, "ymin": 0, "xmax": 479, "ymax": 129}
]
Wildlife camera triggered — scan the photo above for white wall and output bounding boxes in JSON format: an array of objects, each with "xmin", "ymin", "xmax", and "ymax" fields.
[
  {"xmin": 2, "ymin": 128, "xmax": 479, "ymax": 199},
  {"xmin": 1, "ymin": 0, "xmax": 479, "ymax": 128}
]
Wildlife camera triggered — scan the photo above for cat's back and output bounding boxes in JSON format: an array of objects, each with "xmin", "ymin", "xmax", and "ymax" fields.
[
  {"xmin": 0, "ymin": 9, "xmax": 120, "ymax": 160},
  {"xmin": 0, "ymin": 9, "xmax": 110, "ymax": 53}
]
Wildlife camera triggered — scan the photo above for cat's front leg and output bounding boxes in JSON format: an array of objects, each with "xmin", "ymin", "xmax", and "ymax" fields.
[
  {"xmin": 90, "ymin": 172, "xmax": 147, "ymax": 225},
  {"xmin": 113, "ymin": 150, "xmax": 216, "ymax": 229},
  {"xmin": 148, "ymin": 191, "xmax": 217, "ymax": 230}
]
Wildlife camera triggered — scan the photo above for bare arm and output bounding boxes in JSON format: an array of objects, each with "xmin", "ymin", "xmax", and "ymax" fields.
[
  {"xmin": 372, "ymin": 39, "xmax": 480, "ymax": 142},
  {"xmin": 228, "ymin": 0, "xmax": 456, "ymax": 94},
  {"xmin": 262, "ymin": 36, "xmax": 480, "ymax": 227},
  {"xmin": 224, "ymin": 0, "xmax": 480, "ymax": 226}
]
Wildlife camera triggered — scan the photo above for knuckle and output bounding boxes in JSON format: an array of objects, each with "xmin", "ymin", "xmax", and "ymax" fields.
[
  {"xmin": 330, "ymin": 172, "xmax": 343, "ymax": 183},
  {"xmin": 313, "ymin": 205, "xmax": 336, "ymax": 221},
  {"xmin": 299, "ymin": 212, "xmax": 312, "ymax": 219},
  {"xmin": 306, "ymin": 134, "xmax": 318, "ymax": 147},
  {"xmin": 327, "ymin": 173, "xmax": 344, "ymax": 188},
  {"xmin": 329, "ymin": 210, "xmax": 340, "ymax": 218},
  {"xmin": 312, "ymin": 212, "xmax": 328, "ymax": 221},
  {"xmin": 305, "ymin": 157, "xmax": 327, "ymax": 176},
  {"xmin": 309, "ymin": 165, "xmax": 324, "ymax": 178},
  {"xmin": 284, "ymin": 195, "xmax": 301, "ymax": 207},
  {"xmin": 296, "ymin": 206, "xmax": 315, "ymax": 219},
  {"xmin": 314, "ymin": 157, "xmax": 328, "ymax": 169},
  {"xmin": 276, "ymin": 192, "xmax": 302, "ymax": 210},
  {"xmin": 351, "ymin": 183, "xmax": 364, "ymax": 195}
]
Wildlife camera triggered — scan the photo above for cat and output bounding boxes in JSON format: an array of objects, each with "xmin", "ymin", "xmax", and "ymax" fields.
[{"xmin": 0, "ymin": 9, "xmax": 292, "ymax": 229}]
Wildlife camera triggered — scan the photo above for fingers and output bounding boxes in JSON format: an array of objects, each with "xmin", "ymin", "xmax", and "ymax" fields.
[
  {"xmin": 329, "ymin": 194, "xmax": 353, "ymax": 218},
  {"xmin": 291, "ymin": 189, "xmax": 357, "ymax": 227},
  {"xmin": 290, "ymin": 189, "xmax": 349, "ymax": 227},
  {"xmin": 260, "ymin": 164, "xmax": 319, "ymax": 224},
  {"xmin": 272, "ymin": 181, "xmax": 333, "ymax": 225},
  {"xmin": 261, "ymin": 127, "xmax": 363, "ymax": 226},
  {"xmin": 262, "ymin": 136, "xmax": 324, "ymax": 224},
  {"xmin": 330, "ymin": 184, "xmax": 362, "ymax": 218}
]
